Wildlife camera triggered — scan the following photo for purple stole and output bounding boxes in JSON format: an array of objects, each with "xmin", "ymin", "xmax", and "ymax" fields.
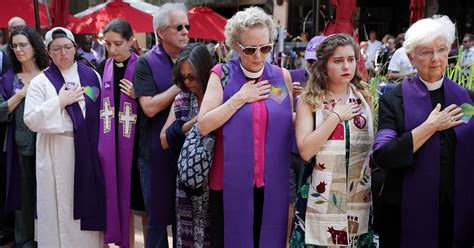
[
  {"xmin": 223, "ymin": 58, "xmax": 292, "ymax": 247},
  {"xmin": 43, "ymin": 62, "xmax": 106, "ymax": 231},
  {"xmin": 98, "ymin": 53, "xmax": 138, "ymax": 246},
  {"xmin": 288, "ymin": 69, "xmax": 307, "ymax": 154},
  {"xmin": 402, "ymin": 76, "xmax": 474, "ymax": 247},
  {"xmin": 0, "ymin": 69, "xmax": 21, "ymax": 211},
  {"xmin": 143, "ymin": 45, "xmax": 175, "ymax": 226}
]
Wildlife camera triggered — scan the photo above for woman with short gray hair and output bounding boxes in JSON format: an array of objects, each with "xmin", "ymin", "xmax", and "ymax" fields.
[
  {"xmin": 198, "ymin": 6, "xmax": 293, "ymax": 248},
  {"xmin": 373, "ymin": 15, "xmax": 474, "ymax": 247}
]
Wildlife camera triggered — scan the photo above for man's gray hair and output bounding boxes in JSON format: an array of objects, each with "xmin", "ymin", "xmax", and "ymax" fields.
[
  {"xmin": 404, "ymin": 15, "xmax": 455, "ymax": 54},
  {"xmin": 8, "ymin": 17, "xmax": 26, "ymax": 31},
  {"xmin": 224, "ymin": 6, "xmax": 277, "ymax": 47},
  {"xmin": 153, "ymin": 3, "xmax": 187, "ymax": 42}
]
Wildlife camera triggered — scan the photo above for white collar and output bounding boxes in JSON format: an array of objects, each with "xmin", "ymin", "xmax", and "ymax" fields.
[
  {"xmin": 240, "ymin": 62, "xmax": 264, "ymax": 79},
  {"xmin": 419, "ymin": 76, "xmax": 443, "ymax": 91}
]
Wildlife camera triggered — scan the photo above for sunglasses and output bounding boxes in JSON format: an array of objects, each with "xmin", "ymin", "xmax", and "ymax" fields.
[
  {"xmin": 181, "ymin": 74, "xmax": 196, "ymax": 82},
  {"xmin": 167, "ymin": 24, "xmax": 190, "ymax": 32},
  {"xmin": 237, "ymin": 42, "xmax": 273, "ymax": 56},
  {"xmin": 306, "ymin": 59, "xmax": 316, "ymax": 64}
]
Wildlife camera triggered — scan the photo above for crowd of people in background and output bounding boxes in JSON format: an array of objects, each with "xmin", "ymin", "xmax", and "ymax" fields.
[{"xmin": 0, "ymin": 3, "xmax": 473, "ymax": 248}]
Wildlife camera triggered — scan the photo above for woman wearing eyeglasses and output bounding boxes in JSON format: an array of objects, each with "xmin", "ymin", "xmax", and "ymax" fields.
[
  {"xmin": 160, "ymin": 43, "xmax": 213, "ymax": 248},
  {"xmin": 373, "ymin": 16, "xmax": 474, "ymax": 247},
  {"xmin": 23, "ymin": 27, "xmax": 105, "ymax": 247},
  {"xmin": 0, "ymin": 25, "xmax": 48, "ymax": 248},
  {"xmin": 198, "ymin": 6, "xmax": 293, "ymax": 248}
]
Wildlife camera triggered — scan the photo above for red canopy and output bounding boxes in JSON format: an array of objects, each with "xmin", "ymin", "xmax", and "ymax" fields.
[
  {"xmin": 188, "ymin": 6, "xmax": 227, "ymax": 41},
  {"xmin": 323, "ymin": 0, "xmax": 368, "ymax": 81},
  {"xmin": 410, "ymin": 0, "xmax": 426, "ymax": 25},
  {"xmin": 50, "ymin": 0, "xmax": 70, "ymax": 27},
  {"xmin": 0, "ymin": 0, "xmax": 50, "ymax": 28},
  {"xmin": 67, "ymin": 0, "xmax": 153, "ymax": 34}
]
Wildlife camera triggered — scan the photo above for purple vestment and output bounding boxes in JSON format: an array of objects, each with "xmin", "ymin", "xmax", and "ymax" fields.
[
  {"xmin": 222, "ymin": 58, "xmax": 292, "ymax": 247},
  {"xmin": 98, "ymin": 53, "xmax": 138, "ymax": 246},
  {"xmin": 144, "ymin": 45, "xmax": 176, "ymax": 226},
  {"xmin": 0, "ymin": 69, "xmax": 21, "ymax": 211},
  {"xmin": 43, "ymin": 62, "xmax": 106, "ymax": 231},
  {"xmin": 401, "ymin": 76, "xmax": 474, "ymax": 247}
]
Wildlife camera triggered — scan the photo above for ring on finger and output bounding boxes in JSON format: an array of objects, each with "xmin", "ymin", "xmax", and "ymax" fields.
[{"xmin": 451, "ymin": 116, "xmax": 455, "ymax": 122}]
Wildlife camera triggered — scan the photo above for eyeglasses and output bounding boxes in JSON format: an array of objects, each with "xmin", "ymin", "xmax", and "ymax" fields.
[
  {"xmin": 306, "ymin": 59, "xmax": 316, "ymax": 64},
  {"xmin": 181, "ymin": 74, "xmax": 196, "ymax": 82},
  {"xmin": 237, "ymin": 42, "xmax": 273, "ymax": 56},
  {"xmin": 50, "ymin": 43, "xmax": 75, "ymax": 53},
  {"xmin": 167, "ymin": 24, "xmax": 190, "ymax": 32},
  {"xmin": 415, "ymin": 47, "xmax": 449, "ymax": 59},
  {"xmin": 10, "ymin": 42, "xmax": 30, "ymax": 50}
]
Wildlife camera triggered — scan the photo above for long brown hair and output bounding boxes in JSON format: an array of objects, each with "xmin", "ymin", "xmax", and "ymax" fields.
[{"xmin": 302, "ymin": 34, "xmax": 369, "ymax": 110}]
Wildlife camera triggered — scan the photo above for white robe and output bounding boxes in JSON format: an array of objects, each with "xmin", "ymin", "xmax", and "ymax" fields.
[{"xmin": 24, "ymin": 62, "xmax": 103, "ymax": 248}]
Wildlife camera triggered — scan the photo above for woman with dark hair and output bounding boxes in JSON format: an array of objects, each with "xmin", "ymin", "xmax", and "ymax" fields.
[
  {"xmin": 96, "ymin": 18, "xmax": 143, "ymax": 248},
  {"xmin": 0, "ymin": 25, "xmax": 48, "ymax": 248},
  {"xmin": 290, "ymin": 34, "xmax": 374, "ymax": 247},
  {"xmin": 160, "ymin": 43, "xmax": 213, "ymax": 247}
]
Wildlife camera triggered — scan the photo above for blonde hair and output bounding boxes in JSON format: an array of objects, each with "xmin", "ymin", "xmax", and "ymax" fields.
[
  {"xmin": 224, "ymin": 6, "xmax": 277, "ymax": 47},
  {"xmin": 302, "ymin": 34, "xmax": 369, "ymax": 111}
]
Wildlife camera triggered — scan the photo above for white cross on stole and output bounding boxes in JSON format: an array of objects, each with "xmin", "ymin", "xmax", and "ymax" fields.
[
  {"xmin": 119, "ymin": 102, "xmax": 137, "ymax": 138},
  {"xmin": 100, "ymin": 97, "xmax": 114, "ymax": 133}
]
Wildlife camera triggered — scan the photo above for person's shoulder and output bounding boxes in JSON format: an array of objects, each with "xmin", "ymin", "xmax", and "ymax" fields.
[
  {"xmin": 468, "ymin": 90, "xmax": 474, "ymax": 101},
  {"xmin": 380, "ymin": 83, "xmax": 403, "ymax": 103}
]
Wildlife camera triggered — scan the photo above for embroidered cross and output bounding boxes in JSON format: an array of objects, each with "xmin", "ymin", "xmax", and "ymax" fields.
[
  {"xmin": 100, "ymin": 97, "xmax": 114, "ymax": 133},
  {"xmin": 119, "ymin": 102, "xmax": 137, "ymax": 138}
]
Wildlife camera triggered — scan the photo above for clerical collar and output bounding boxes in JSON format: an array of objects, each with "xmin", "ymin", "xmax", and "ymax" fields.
[
  {"xmin": 114, "ymin": 57, "xmax": 130, "ymax": 68},
  {"xmin": 420, "ymin": 76, "xmax": 443, "ymax": 91},
  {"xmin": 240, "ymin": 62, "xmax": 264, "ymax": 79}
]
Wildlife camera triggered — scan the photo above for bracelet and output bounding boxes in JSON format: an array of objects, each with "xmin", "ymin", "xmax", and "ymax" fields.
[
  {"xmin": 226, "ymin": 99, "xmax": 239, "ymax": 111},
  {"xmin": 331, "ymin": 111, "xmax": 342, "ymax": 122}
]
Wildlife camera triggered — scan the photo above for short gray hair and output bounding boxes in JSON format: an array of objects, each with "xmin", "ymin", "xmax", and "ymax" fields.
[
  {"xmin": 404, "ymin": 15, "xmax": 455, "ymax": 54},
  {"xmin": 224, "ymin": 6, "xmax": 277, "ymax": 47},
  {"xmin": 153, "ymin": 3, "xmax": 187, "ymax": 41},
  {"xmin": 8, "ymin": 17, "xmax": 26, "ymax": 31}
]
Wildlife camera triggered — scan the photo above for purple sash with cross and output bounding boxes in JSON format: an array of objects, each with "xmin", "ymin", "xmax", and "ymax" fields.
[
  {"xmin": 0, "ymin": 69, "xmax": 21, "ymax": 211},
  {"xmin": 222, "ymin": 58, "xmax": 292, "ymax": 247},
  {"xmin": 144, "ymin": 44, "xmax": 176, "ymax": 226},
  {"xmin": 98, "ymin": 53, "xmax": 138, "ymax": 246},
  {"xmin": 402, "ymin": 76, "xmax": 474, "ymax": 247},
  {"xmin": 43, "ymin": 62, "xmax": 106, "ymax": 231}
]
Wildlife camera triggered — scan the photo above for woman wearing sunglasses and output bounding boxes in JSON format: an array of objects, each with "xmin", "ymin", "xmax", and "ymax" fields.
[
  {"xmin": 198, "ymin": 6, "xmax": 293, "ymax": 247},
  {"xmin": 160, "ymin": 43, "xmax": 213, "ymax": 248},
  {"xmin": 0, "ymin": 25, "xmax": 48, "ymax": 248}
]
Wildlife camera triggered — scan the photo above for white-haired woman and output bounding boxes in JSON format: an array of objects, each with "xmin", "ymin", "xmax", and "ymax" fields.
[
  {"xmin": 372, "ymin": 15, "xmax": 474, "ymax": 247},
  {"xmin": 198, "ymin": 6, "xmax": 293, "ymax": 248}
]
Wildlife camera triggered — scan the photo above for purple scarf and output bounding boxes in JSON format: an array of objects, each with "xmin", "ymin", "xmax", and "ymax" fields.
[
  {"xmin": 402, "ymin": 76, "xmax": 474, "ymax": 247},
  {"xmin": 43, "ymin": 62, "xmax": 106, "ymax": 231},
  {"xmin": 98, "ymin": 53, "xmax": 138, "ymax": 246},
  {"xmin": 144, "ymin": 45, "xmax": 176, "ymax": 226},
  {"xmin": 223, "ymin": 58, "xmax": 292, "ymax": 247},
  {"xmin": 0, "ymin": 69, "xmax": 21, "ymax": 211},
  {"xmin": 288, "ymin": 69, "xmax": 307, "ymax": 154}
]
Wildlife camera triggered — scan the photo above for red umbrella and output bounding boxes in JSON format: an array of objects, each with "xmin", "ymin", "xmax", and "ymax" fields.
[
  {"xmin": 188, "ymin": 6, "xmax": 227, "ymax": 41},
  {"xmin": 410, "ymin": 0, "xmax": 426, "ymax": 24},
  {"xmin": 323, "ymin": 0, "xmax": 368, "ymax": 81},
  {"xmin": 67, "ymin": 0, "xmax": 153, "ymax": 34},
  {"xmin": 49, "ymin": 0, "xmax": 70, "ymax": 27},
  {"xmin": 0, "ymin": 0, "xmax": 50, "ymax": 28}
]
